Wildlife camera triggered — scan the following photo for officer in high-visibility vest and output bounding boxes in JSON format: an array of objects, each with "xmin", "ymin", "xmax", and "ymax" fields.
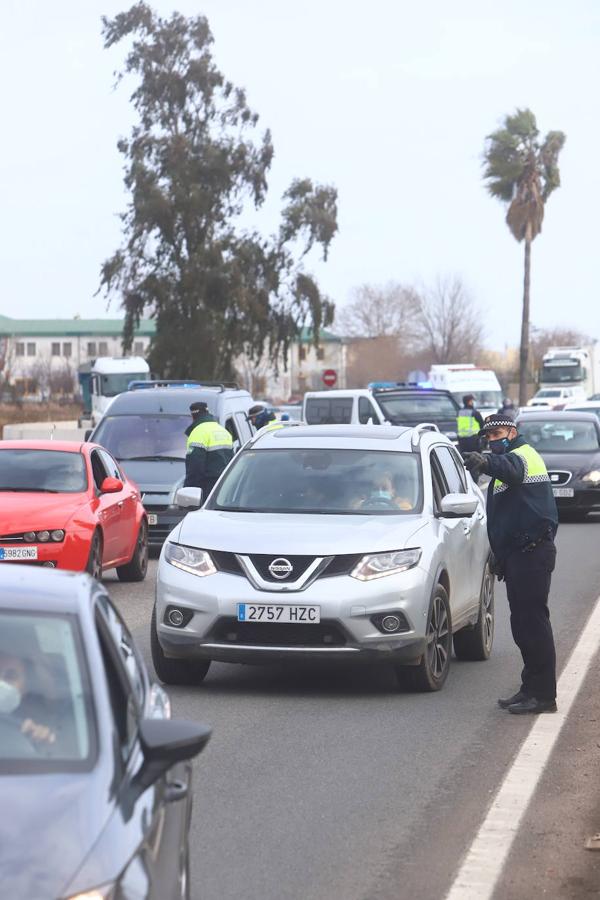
[
  {"xmin": 456, "ymin": 394, "xmax": 484, "ymax": 454},
  {"xmin": 184, "ymin": 401, "xmax": 233, "ymax": 496},
  {"xmin": 464, "ymin": 414, "xmax": 558, "ymax": 715}
]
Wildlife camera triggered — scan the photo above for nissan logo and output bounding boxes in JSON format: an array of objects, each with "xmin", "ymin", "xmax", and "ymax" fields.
[{"xmin": 268, "ymin": 557, "xmax": 294, "ymax": 580}]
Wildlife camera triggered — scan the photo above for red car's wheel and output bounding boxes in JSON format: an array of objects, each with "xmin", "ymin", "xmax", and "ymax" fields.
[
  {"xmin": 116, "ymin": 520, "xmax": 148, "ymax": 583},
  {"xmin": 86, "ymin": 531, "xmax": 103, "ymax": 581}
]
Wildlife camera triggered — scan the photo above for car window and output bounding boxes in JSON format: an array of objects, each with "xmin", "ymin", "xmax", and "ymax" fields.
[
  {"xmin": 96, "ymin": 620, "xmax": 138, "ymax": 761},
  {"xmin": 235, "ymin": 411, "xmax": 252, "ymax": 443},
  {"xmin": 90, "ymin": 449, "xmax": 110, "ymax": 491},
  {"xmin": 96, "ymin": 594, "xmax": 145, "ymax": 708},
  {"xmin": 519, "ymin": 419, "xmax": 600, "ymax": 452},
  {"xmin": 92, "ymin": 414, "xmax": 189, "ymax": 461},
  {"xmin": 359, "ymin": 397, "xmax": 380, "ymax": 425},
  {"xmin": 430, "ymin": 454, "xmax": 445, "ymax": 513},
  {"xmin": 0, "ymin": 611, "xmax": 95, "ymax": 771},
  {"xmin": 376, "ymin": 393, "xmax": 457, "ymax": 423},
  {"xmin": 98, "ymin": 449, "xmax": 123, "ymax": 481},
  {"xmin": 210, "ymin": 448, "xmax": 422, "ymax": 514},
  {"xmin": 305, "ymin": 398, "xmax": 353, "ymax": 424},
  {"xmin": 432, "ymin": 446, "xmax": 467, "ymax": 495},
  {"xmin": 0, "ymin": 449, "xmax": 87, "ymax": 493}
]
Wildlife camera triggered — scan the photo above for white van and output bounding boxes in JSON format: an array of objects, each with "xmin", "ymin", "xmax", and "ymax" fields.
[{"xmin": 428, "ymin": 365, "xmax": 503, "ymax": 416}]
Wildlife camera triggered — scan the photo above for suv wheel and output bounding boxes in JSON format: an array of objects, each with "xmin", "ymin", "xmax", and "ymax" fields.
[
  {"xmin": 396, "ymin": 584, "xmax": 451, "ymax": 692},
  {"xmin": 453, "ymin": 560, "xmax": 495, "ymax": 661},
  {"xmin": 150, "ymin": 606, "xmax": 211, "ymax": 686}
]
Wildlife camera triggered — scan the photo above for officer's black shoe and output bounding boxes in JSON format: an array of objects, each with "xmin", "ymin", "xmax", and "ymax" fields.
[
  {"xmin": 498, "ymin": 690, "xmax": 527, "ymax": 709},
  {"xmin": 508, "ymin": 697, "xmax": 557, "ymax": 715}
]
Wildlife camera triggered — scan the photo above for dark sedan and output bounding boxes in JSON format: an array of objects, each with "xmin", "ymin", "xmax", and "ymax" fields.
[
  {"xmin": 517, "ymin": 411, "xmax": 600, "ymax": 519},
  {"xmin": 0, "ymin": 566, "xmax": 210, "ymax": 900}
]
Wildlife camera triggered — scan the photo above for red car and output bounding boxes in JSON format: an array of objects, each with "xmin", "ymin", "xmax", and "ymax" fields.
[{"xmin": 0, "ymin": 440, "xmax": 148, "ymax": 581}]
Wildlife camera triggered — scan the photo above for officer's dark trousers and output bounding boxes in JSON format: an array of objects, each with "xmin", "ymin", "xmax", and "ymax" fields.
[
  {"xmin": 504, "ymin": 538, "xmax": 557, "ymax": 701},
  {"xmin": 199, "ymin": 477, "xmax": 218, "ymax": 502}
]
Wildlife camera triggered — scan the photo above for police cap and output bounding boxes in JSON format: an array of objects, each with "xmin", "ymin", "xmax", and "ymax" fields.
[
  {"xmin": 479, "ymin": 412, "xmax": 516, "ymax": 436},
  {"xmin": 190, "ymin": 401, "xmax": 209, "ymax": 415}
]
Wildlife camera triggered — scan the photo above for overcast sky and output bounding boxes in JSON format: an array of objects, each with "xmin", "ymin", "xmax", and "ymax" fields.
[{"xmin": 1, "ymin": 1, "xmax": 599, "ymax": 350}]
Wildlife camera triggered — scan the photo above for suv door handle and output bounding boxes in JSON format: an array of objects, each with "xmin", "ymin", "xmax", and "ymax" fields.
[{"xmin": 164, "ymin": 779, "xmax": 188, "ymax": 803}]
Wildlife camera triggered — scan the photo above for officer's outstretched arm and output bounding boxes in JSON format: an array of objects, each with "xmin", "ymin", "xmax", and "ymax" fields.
[{"xmin": 486, "ymin": 452, "xmax": 525, "ymax": 486}]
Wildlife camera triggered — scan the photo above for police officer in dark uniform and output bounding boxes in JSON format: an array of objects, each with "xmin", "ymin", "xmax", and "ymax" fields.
[
  {"xmin": 184, "ymin": 401, "xmax": 233, "ymax": 496},
  {"xmin": 464, "ymin": 413, "xmax": 559, "ymax": 715}
]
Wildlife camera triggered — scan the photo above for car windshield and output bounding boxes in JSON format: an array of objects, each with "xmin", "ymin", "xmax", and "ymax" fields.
[
  {"xmin": 210, "ymin": 448, "xmax": 422, "ymax": 514},
  {"xmin": 540, "ymin": 363, "xmax": 583, "ymax": 384},
  {"xmin": 0, "ymin": 611, "xmax": 95, "ymax": 772},
  {"xmin": 0, "ymin": 450, "xmax": 87, "ymax": 492},
  {"xmin": 93, "ymin": 415, "xmax": 190, "ymax": 460},
  {"xmin": 451, "ymin": 391, "xmax": 503, "ymax": 408},
  {"xmin": 99, "ymin": 372, "xmax": 149, "ymax": 398},
  {"xmin": 376, "ymin": 394, "xmax": 457, "ymax": 423},
  {"xmin": 535, "ymin": 390, "xmax": 561, "ymax": 398},
  {"xmin": 519, "ymin": 420, "xmax": 600, "ymax": 452}
]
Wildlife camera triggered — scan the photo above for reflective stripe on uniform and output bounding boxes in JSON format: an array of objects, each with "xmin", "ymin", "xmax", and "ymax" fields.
[
  {"xmin": 262, "ymin": 422, "xmax": 284, "ymax": 433},
  {"xmin": 493, "ymin": 444, "xmax": 550, "ymax": 494},
  {"xmin": 186, "ymin": 421, "xmax": 233, "ymax": 454},
  {"xmin": 457, "ymin": 409, "xmax": 479, "ymax": 437}
]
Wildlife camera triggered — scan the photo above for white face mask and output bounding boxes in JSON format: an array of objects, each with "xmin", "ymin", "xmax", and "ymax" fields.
[{"xmin": 0, "ymin": 679, "xmax": 21, "ymax": 715}]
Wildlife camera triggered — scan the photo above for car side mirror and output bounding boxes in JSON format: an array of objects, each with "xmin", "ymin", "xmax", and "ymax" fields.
[
  {"xmin": 100, "ymin": 476, "xmax": 123, "ymax": 494},
  {"xmin": 439, "ymin": 494, "xmax": 479, "ymax": 518},
  {"xmin": 136, "ymin": 718, "xmax": 212, "ymax": 792},
  {"xmin": 84, "ymin": 429, "xmax": 93, "ymax": 441},
  {"xmin": 176, "ymin": 487, "xmax": 203, "ymax": 508}
]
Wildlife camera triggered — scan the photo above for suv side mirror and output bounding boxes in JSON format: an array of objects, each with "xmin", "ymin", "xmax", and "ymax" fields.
[
  {"xmin": 439, "ymin": 494, "xmax": 479, "ymax": 518},
  {"xmin": 100, "ymin": 476, "xmax": 123, "ymax": 494},
  {"xmin": 135, "ymin": 718, "xmax": 211, "ymax": 792},
  {"xmin": 176, "ymin": 487, "xmax": 203, "ymax": 508}
]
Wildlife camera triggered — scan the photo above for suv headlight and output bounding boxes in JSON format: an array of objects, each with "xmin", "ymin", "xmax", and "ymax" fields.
[
  {"xmin": 164, "ymin": 542, "xmax": 216, "ymax": 577},
  {"xmin": 582, "ymin": 470, "xmax": 600, "ymax": 485},
  {"xmin": 351, "ymin": 548, "xmax": 422, "ymax": 581}
]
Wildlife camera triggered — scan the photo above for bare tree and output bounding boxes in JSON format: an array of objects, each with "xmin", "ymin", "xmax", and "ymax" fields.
[
  {"xmin": 335, "ymin": 282, "xmax": 421, "ymax": 341},
  {"xmin": 414, "ymin": 276, "xmax": 484, "ymax": 364}
]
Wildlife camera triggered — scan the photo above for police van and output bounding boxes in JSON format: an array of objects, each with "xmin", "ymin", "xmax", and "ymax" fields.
[
  {"xmin": 88, "ymin": 383, "xmax": 255, "ymax": 545},
  {"xmin": 302, "ymin": 385, "xmax": 459, "ymax": 439}
]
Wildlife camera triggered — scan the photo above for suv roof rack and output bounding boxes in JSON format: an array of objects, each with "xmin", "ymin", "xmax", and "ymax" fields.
[
  {"xmin": 410, "ymin": 422, "xmax": 440, "ymax": 448},
  {"xmin": 127, "ymin": 379, "xmax": 240, "ymax": 392}
]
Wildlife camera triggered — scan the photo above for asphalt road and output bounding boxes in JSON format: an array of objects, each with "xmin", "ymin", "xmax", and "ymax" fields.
[{"xmin": 104, "ymin": 520, "xmax": 600, "ymax": 900}]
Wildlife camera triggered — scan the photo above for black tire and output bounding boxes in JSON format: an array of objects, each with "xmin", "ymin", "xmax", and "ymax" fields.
[
  {"xmin": 396, "ymin": 584, "xmax": 451, "ymax": 692},
  {"xmin": 453, "ymin": 560, "xmax": 495, "ymax": 661},
  {"xmin": 150, "ymin": 606, "xmax": 211, "ymax": 686},
  {"xmin": 86, "ymin": 531, "xmax": 103, "ymax": 581},
  {"xmin": 116, "ymin": 519, "xmax": 149, "ymax": 582}
]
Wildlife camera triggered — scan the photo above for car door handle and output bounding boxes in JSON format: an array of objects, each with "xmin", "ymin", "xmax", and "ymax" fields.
[
  {"xmin": 117, "ymin": 501, "xmax": 124, "ymax": 508},
  {"xmin": 164, "ymin": 779, "xmax": 188, "ymax": 803}
]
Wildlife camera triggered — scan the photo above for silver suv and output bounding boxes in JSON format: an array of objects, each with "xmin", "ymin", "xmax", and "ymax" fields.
[{"xmin": 153, "ymin": 424, "xmax": 493, "ymax": 691}]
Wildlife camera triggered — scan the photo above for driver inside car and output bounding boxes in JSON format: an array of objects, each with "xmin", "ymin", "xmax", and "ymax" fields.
[
  {"xmin": 0, "ymin": 650, "xmax": 57, "ymax": 749},
  {"xmin": 362, "ymin": 474, "xmax": 414, "ymax": 510}
]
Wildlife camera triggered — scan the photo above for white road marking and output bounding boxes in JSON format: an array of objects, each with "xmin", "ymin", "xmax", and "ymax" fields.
[{"xmin": 446, "ymin": 592, "xmax": 600, "ymax": 900}]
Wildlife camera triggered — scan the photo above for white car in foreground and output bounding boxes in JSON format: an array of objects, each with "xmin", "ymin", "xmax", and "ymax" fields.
[{"xmin": 153, "ymin": 425, "xmax": 493, "ymax": 692}]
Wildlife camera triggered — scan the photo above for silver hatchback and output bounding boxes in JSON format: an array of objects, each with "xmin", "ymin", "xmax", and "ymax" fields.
[{"xmin": 153, "ymin": 425, "xmax": 494, "ymax": 691}]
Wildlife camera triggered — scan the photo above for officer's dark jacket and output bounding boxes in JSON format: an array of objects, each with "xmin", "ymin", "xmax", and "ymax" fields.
[
  {"xmin": 184, "ymin": 414, "xmax": 234, "ymax": 487},
  {"xmin": 485, "ymin": 434, "xmax": 558, "ymax": 562}
]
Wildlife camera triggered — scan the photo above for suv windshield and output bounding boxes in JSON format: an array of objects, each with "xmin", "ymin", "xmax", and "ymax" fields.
[
  {"xmin": 93, "ymin": 415, "xmax": 189, "ymax": 460},
  {"xmin": 0, "ymin": 450, "xmax": 87, "ymax": 492},
  {"xmin": 519, "ymin": 420, "xmax": 600, "ymax": 452},
  {"xmin": 376, "ymin": 393, "xmax": 457, "ymax": 423},
  {"xmin": 210, "ymin": 448, "xmax": 422, "ymax": 514},
  {"xmin": 0, "ymin": 612, "xmax": 95, "ymax": 772}
]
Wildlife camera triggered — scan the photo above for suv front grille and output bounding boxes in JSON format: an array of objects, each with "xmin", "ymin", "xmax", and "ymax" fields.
[
  {"xmin": 207, "ymin": 617, "xmax": 347, "ymax": 647},
  {"xmin": 209, "ymin": 551, "xmax": 363, "ymax": 581}
]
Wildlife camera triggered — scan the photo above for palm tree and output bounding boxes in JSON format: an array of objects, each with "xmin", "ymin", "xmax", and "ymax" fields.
[{"xmin": 483, "ymin": 109, "xmax": 565, "ymax": 405}]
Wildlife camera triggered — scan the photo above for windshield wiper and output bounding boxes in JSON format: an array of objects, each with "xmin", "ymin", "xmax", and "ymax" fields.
[
  {"xmin": 118, "ymin": 455, "xmax": 185, "ymax": 462},
  {"xmin": 0, "ymin": 487, "xmax": 60, "ymax": 492}
]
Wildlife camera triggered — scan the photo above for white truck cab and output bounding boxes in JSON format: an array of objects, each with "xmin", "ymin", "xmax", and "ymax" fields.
[{"xmin": 90, "ymin": 357, "xmax": 150, "ymax": 425}]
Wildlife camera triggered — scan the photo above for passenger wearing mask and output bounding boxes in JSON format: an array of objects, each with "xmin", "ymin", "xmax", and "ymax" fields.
[{"xmin": 184, "ymin": 401, "xmax": 233, "ymax": 496}]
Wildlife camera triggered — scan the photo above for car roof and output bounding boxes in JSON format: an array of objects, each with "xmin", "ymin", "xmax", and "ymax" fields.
[
  {"xmin": 517, "ymin": 411, "xmax": 600, "ymax": 423},
  {"xmin": 101, "ymin": 387, "xmax": 251, "ymax": 416},
  {"xmin": 249, "ymin": 423, "xmax": 433, "ymax": 451},
  {"xmin": 0, "ymin": 567, "xmax": 94, "ymax": 614},
  {"xmin": 0, "ymin": 440, "xmax": 85, "ymax": 452}
]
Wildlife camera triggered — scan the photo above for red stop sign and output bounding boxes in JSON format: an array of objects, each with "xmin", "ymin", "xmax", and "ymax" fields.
[{"xmin": 322, "ymin": 369, "xmax": 337, "ymax": 387}]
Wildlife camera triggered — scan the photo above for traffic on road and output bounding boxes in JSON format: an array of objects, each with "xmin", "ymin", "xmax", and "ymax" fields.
[{"xmin": 1, "ymin": 377, "xmax": 600, "ymax": 899}]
